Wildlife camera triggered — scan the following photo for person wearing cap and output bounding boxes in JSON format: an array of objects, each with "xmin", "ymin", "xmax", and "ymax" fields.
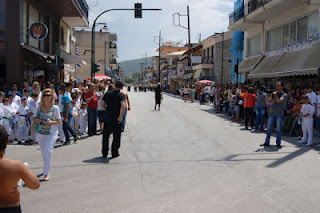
[{"xmin": 16, "ymin": 97, "xmax": 30, "ymax": 144}]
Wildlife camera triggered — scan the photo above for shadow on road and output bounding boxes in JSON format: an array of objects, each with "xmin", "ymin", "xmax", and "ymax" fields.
[{"xmin": 82, "ymin": 157, "xmax": 111, "ymax": 164}]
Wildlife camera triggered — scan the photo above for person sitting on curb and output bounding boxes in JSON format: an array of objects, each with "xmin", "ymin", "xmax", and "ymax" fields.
[{"xmin": 0, "ymin": 124, "xmax": 40, "ymax": 212}]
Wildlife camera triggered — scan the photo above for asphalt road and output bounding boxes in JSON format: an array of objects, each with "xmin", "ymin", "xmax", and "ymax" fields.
[{"xmin": 7, "ymin": 90, "xmax": 320, "ymax": 213}]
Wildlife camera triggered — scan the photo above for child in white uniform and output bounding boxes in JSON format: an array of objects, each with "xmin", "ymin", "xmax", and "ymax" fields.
[
  {"xmin": 8, "ymin": 94, "xmax": 19, "ymax": 142},
  {"xmin": 298, "ymin": 95, "xmax": 315, "ymax": 146},
  {"xmin": 28, "ymin": 92, "xmax": 39, "ymax": 142},
  {"xmin": 70, "ymin": 101, "xmax": 78, "ymax": 133},
  {"xmin": 2, "ymin": 98, "xmax": 16, "ymax": 138},
  {"xmin": 16, "ymin": 97, "xmax": 30, "ymax": 143},
  {"xmin": 79, "ymin": 102, "xmax": 88, "ymax": 135}
]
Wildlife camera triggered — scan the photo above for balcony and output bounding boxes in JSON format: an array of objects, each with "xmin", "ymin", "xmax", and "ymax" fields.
[
  {"xmin": 229, "ymin": 5, "xmax": 244, "ymax": 26},
  {"xmin": 192, "ymin": 56, "xmax": 214, "ymax": 70},
  {"xmin": 228, "ymin": 0, "xmax": 308, "ymax": 31}
]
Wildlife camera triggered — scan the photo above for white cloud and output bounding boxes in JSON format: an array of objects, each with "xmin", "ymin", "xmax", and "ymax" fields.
[{"xmin": 86, "ymin": 0, "xmax": 235, "ymax": 61}]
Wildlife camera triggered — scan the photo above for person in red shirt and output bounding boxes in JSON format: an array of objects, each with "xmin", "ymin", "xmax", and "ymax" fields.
[
  {"xmin": 244, "ymin": 87, "xmax": 256, "ymax": 130},
  {"xmin": 85, "ymin": 83, "xmax": 100, "ymax": 136}
]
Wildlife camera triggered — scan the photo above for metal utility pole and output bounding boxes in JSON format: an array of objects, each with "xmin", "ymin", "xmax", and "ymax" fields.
[
  {"xmin": 172, "ymin": 5, "xmax": 191, "ymax": 49},
  {"xmin": 90, "ymin": 6, "xmax": 162, "ymax": 81},
  {"xmin": 154, "ymin": 31, "xmax": 162, "ymax": 83}
]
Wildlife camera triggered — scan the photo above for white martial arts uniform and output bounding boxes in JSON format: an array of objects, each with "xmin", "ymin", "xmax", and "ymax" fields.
[
  {"xmin": 71, "ymin": 106, "xmax": 78, "ymax": 133},
  {"xmin": 79, "ymin": 108, "xmax": 87, "ymax": 134},
  {"xmin": 8, "ymin": 102, "xmax": 19, "ymax": 141},
  {"xmin": 0, "ymin": 103, "xmax": 3, "ymax": 126},
  {"xmin": 17, "ymin": 105, "xmax": 31, "ymax": 142},
  {"xmin": 12, "ymin": 95, "xmax": 21, "ymax": 106},
  {"xmin": 2, "ymin": 105, "xmax": 16, "ymax": 137},
  {"xmin": 299, "ymin": 104, "xmax": 315, "ymax": 145},
  {"xmin": 35, "ymin": 105, "xmax": 61, "ymax": 175}
]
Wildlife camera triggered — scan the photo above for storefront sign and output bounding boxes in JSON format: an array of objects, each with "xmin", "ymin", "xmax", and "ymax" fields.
[
  {"xmin": 191, "ymin": 56, "xmax": 202, "ymax": 64},
  {"xmin": 29, "ymin": 22, "xmax": 48, "ymax": 40},
  {"xmin": 177, "ymin": 62, "xmax": 184, "ymax": 76}
]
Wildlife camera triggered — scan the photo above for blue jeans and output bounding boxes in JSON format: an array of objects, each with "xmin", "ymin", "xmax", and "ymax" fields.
[
  {"xmin": 87, "ymin": 107, "xmax": 98, "ymax": 135},
  {"xmin": 265, "ymin": 114, "xmax": 284, "ymax": 145},
  {"xmin": 121, "ymin": 108, "xmax": 128, "ymax": 131},
  {"xmin": 63, "ymin": 113, "xmax": 77, "ymax": 142},
  {"xmin": 255, "ymin": 107, "xmax": 266, "ymax": 131}
]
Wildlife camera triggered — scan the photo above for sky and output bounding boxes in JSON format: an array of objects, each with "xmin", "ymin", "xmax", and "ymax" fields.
[{"xmin": 86, "ymin": 0, "xmax": 235, "ymax": 62}]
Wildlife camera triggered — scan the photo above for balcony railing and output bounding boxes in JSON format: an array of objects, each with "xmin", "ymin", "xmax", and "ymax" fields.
[
  {"xmin": 202, "ymin": 56, "xmax": 214, "ymax": 64},
  {"xmin": 229, "ymin": 0, "xmax": 274, "ymax": 25},
  {"xmin": 229, "ymin": 5, "xmax": 244, "ymax": 25},
  {"xmin": 75, "ymin": 0, "xmax": 89, "ymax": 19},
  {"xmin": 248, "ymin": 0, "xmax": 273, "ymax": 14}
]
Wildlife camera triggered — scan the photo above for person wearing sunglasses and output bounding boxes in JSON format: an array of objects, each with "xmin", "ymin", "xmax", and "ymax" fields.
[{"xmin": 33, "ymin": 89, "xmax": 61, "ymax": 181}]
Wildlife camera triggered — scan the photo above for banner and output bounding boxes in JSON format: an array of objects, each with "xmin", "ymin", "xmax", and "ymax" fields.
[{"xmin": 177, "ymin": 62, "xmax": 184, "ymax": 76}]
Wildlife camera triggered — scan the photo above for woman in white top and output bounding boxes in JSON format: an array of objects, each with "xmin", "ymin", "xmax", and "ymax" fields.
[{"xmin": 33, "ymin": 89, "xmax": 61, "ymax": 181}]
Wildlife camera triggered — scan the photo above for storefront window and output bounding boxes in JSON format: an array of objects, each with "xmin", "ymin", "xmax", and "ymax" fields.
[
  {"xmin": 309, "ymin": 12, "xmax": 318, "ymax": 37},
  {"xmin": 248, "ymin": 34, "xmax": 261, "ymax": 56},
  {"xmin": 267, "ymin": 26, "xmax": 282, "ymax": 51},
  {"xmin": 290, "ymin": 21, "xmax": 297, "ymax": 44},
  {"xmin": 297, "ymin": 16, "xmax": 308, "ymax": 41}
]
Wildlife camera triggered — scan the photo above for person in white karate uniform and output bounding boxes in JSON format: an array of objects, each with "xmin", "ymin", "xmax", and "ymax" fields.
[
  {"xmin": 28, "ymin": 92, "xmax": 39, "ymax": 142},
  {"xmin": 1, "ymin": 98, "xmax": 15, "ymax": 138},
  {"xmin": 16, "ymin": 97, "xmax": 31, "ymax": 143},
  {"xmin": 79, "ymin": 102, "xmax": 88, "ymax": 135},
  {"xmin": 8, "ymin": 94, "xmax": 19, "ymax": 142},
  {"xmin": 298, "ymin": 95, "xmax": 315, "ymax": 146},
  {"xmin": 33, "ymin": 89, "xmax": 61, "ymax": 181}
]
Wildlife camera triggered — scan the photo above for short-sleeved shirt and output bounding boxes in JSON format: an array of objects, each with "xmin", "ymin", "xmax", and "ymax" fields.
[
  {"xmin": 34, "ymin": 105, "xmax": 61, "ymax": 134},
  {"xmin": 270, "ymin": 91, "xmax": 288, "ymax": 116},
  {"xmin": 85, "ymin": 91, "xmax": 98, "ymax": 109},
  {"xmin": 61, "ymin": 94, "xmax": 72, "ymax": 114},
  {"xmin": 102, "ymin": 90, "xmax": 125, "ymax": 121},
  {"xmin": 256, "ymin": 92, "xmax": 267, "ymax": 108},
  {"xmin": 245, "ymin": 93, "xmax": 256, "ymax": 108}
]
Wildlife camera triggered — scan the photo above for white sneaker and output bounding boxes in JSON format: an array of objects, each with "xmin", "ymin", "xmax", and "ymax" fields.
[{"xmin": 298, "ymin": 140, "xmax": 307, "ymax": 144}]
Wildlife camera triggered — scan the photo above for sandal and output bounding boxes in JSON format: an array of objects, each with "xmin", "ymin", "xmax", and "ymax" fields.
[{"xmin": 44, "ymin": 175, "xmax": 50, "ymax": 181}]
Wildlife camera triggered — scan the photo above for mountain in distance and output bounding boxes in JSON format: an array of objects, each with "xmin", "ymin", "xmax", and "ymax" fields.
[{"xmin": 119, "ymin": 57, "xmax": 152, "ymax": 77}]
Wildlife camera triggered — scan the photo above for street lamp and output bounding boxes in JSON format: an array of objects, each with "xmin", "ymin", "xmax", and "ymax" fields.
[{"xmin": 214, "ymin": 32, "xmax": 225, "ymax": 85}]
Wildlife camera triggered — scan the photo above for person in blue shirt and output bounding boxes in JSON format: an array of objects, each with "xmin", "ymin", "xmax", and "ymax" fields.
[
  {"xmin": 58, "ymin": 85, "xmax": 79, "ymax": 145},
  {"xmin": 7, "ymin": 83, "xmax": 21, "ymax": 96}
]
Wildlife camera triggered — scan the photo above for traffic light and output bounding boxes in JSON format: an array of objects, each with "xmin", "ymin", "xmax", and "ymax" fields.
[
  {"xmin": 58, "ymin": 57, "xmax": 64, "ymax": 71},
  {"xmin": 135, "ymin": 3, "xmax": 142, "ymax": 18},
  {"xmin": 93, "ymin": 63, "xmax": 100, "ymax": 73}
]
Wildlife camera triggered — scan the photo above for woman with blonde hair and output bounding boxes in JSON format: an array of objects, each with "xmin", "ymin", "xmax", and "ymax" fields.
[{"xmin": 33, "ymin": 89, "xmax": 61, "ymax": 181}]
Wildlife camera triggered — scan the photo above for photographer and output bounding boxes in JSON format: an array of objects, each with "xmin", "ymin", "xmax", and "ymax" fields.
[
  {"xmin": 261, "ymin": 82, "xmax": 288, "ymax": 148},
  {"xmin": 85, "ymin": 83, "xmax": 100, "ymax": 136}
]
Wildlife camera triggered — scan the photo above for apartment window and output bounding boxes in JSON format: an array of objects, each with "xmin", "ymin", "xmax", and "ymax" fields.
[
  {"xmin": 283, "ymin": 24, "xmax": 289, "ymax": 45},
  {"xmin": 0, "ymin": 0, "xmax": 6, "ymax": 30},
  {"xmin": 309, "ymin": 12, "xmax": 318, "ymax": 37},
  {"xmin": 29, "ymin": 5, "xmax": 40, "ymax": 48},
  {"xmin": 297, "ymin": 16, "xmax": 308, "ymax": 41},
  {"xmin": 267, "ymin": 26, "xmax": 282, "ymax": 51},
  {"xmin": 248, "ymin": 34, "xmax": 261, "ymax": 56},
  {"xmin": 290, "ymin": 21, "xmax": 297, "ymax": 44}
]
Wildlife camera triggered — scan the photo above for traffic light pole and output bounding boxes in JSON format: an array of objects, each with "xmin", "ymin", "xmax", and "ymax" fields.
[{"xmin": 91, "ymin": 7, "xmax": 162, "ymax": 82}]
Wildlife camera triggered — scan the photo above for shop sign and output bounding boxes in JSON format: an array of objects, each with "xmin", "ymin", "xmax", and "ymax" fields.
[
  {"xmin": 177, "ymin": 62, "xmax": 184, "ymax": 76},
  {"xmin": 29, "ymin": 22, "xmax": 48, "ymax": 40}
]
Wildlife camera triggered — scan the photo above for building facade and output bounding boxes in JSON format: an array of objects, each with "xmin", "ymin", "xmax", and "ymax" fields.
[
  {"xmin": 74, "ymin": 30, "xmax": 118, "ymax": 81},
  {"xmin": 229, "ymin": 0, "xmax": 320, "ymax": 83},
  {"xmin": 0, "ymin": 0, "xmax": 89, "ymax": 90}
]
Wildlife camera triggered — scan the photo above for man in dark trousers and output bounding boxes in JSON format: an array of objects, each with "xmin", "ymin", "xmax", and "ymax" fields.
[{"xmin": 100, "ymin": 81, "xmax": 126, "ymax": 158}]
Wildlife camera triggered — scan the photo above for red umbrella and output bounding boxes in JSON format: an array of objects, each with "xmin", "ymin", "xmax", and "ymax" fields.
[
  {"xmin": 196, "ymin": 80, "xmax": 214, "ymax": 85},
  {"xmin": 88, "ymin": 74, "xmax": 111, "ymax": 81}
]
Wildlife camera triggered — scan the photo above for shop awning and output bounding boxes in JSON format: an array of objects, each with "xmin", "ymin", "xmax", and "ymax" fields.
[
  {"xmin": 64, "ymin": 64, "xmax": 75, "ymax": 73},
  {"xmin": 22, "ymin": 45, "xmax": 50, "ymax": 58},
  {"xmin": 248, "ymin": 44, "xmax": 320, "ymax": 79},
  {"xmin": 239, "ymin": 55, "xmax": 264, "ymax": 74},
  {"xmin": 61, "ymin": 51, "xmax": 87, "ymax": 65},
  {"xmin": 193, "ymin": 69, "xmax": 202, "ymax": 79}
]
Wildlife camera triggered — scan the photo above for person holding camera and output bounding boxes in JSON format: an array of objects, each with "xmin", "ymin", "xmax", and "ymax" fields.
[
  {"xmin": 261, "ymin": 82, "xmax": 288, "ymax": 148},
  {"xmin": 85, "ymin": 83, "xmax": 100, "ymax": 136}
]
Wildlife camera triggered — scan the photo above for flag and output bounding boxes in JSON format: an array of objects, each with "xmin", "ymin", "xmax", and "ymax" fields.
[
  {"xmin": 76, "ymin": 45, "xmax": 81, "ymax": 68},
  {"xmin": 300, "ymin": 38, "xmax": 306, "ymax": 48},
  {"xmin": 267, "ymin": 51, "xmax": 271, "ymax": 56},
  {"xmin": 276, "ymin": 48, "xmax": 279, "ymax": 54},
  {"xmin": 309, "ymin": 36, "xmax": 313, "ymax": 46},
  {"xmin": 281, "ymin": 46, "xmax": 284, "ymax": 53},
  {"xmin": 291, "ymin": 44, "xmax": 294, "ymax": 51},
  {"xmin": 317, "ymin": 33, "xmax": 320, "ymax": 43},
  {"xmin": 286, "ymin": 45, "xmax": 290, "ymax": 52},
  {"xmin": 296, "ymin": 41, "xmax": 300, "ymax": 49}
]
